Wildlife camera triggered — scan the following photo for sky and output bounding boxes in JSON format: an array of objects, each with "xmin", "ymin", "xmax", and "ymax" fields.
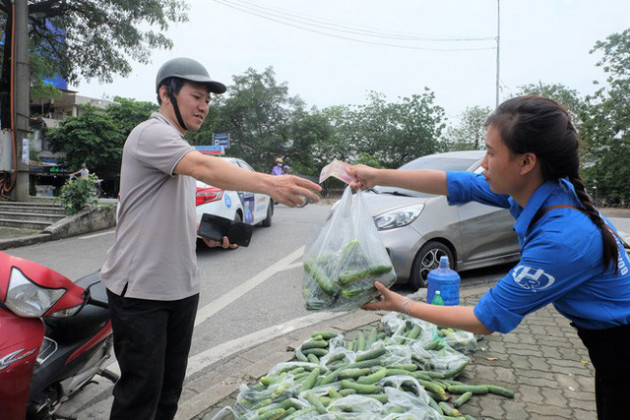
[{"xmin": 73, "ymin": 0, "xmax": 629, "ymax": 121}]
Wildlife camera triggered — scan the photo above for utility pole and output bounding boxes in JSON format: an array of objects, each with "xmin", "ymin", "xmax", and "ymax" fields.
[
  {"xmin": 11, "ymin": 0, "xmax": 30, "ymax": 201},
  {"xmin": 495, "ymin": 0, "xmax": 501, "ymax": 107}
]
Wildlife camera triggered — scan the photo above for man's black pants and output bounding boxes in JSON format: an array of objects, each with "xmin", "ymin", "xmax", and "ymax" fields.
[
  {"xmin": 106, "ymin": 289, "xmax": 199, "ymax": 420},
  {"xmin": 576, "ymin": 322, "xmax": 630, "ymax": 419}
]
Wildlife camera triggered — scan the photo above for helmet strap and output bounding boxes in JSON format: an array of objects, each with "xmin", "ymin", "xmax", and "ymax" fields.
[{"xmin": 167, "ymin": 80, "xmax": 188, "ymax": 131}]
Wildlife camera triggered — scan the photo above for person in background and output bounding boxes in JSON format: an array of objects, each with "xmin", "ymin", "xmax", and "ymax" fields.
[
  {"xmin": 69, "ymin": 162, "xmax": 89, "ymax": 178},
  {"xmin": 100, "ymin": 57, "xmax": 321, "ymax": 420},
  {"xmin": 271, "ymin": 157, "xmax": 285, "ymax": 175},
  {"xmin": 349, "ymin": 95, "xmax": 630, "ymax": 419}
]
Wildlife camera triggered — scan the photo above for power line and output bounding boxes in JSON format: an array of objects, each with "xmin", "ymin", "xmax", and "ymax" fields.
[
  {"xmin": 212, "ymin": 0, "xmax": 496, "ymax": 52},
  {"xmin": 226, "ymin": 0, "xmax": 495, "ymax": 42}
]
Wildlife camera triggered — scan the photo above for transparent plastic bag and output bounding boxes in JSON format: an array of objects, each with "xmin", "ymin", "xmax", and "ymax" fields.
[
  {"xmin": 303, "ymin": 187, "xmax": 396, "ymax": 311},
  {"xmin": 439, "ymin": 327, "xmax": 479, "ymax": 353}
]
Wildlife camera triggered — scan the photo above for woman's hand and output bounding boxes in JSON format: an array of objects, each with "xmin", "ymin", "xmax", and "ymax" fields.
[
  {"xmin": 362, "ymin": 281, "xmax": 408, "ymax": 312},
  {"xmin": 347, "ymin": 165, "xmax": 380, "ymax": 190},
  {"xmin": 202, "ymin": 236, "xmax": 238, "ymax": 249}
]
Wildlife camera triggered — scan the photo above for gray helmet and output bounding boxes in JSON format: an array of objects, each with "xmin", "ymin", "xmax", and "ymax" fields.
[{"xmin": 155, "ymin": 57, "xmax": 226, "ymax": 94}]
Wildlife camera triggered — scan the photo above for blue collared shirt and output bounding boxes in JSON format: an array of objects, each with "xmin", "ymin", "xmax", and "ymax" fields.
[{"xmin": 446, "ymin": 171, "xmax": 630, "ymax": 332}]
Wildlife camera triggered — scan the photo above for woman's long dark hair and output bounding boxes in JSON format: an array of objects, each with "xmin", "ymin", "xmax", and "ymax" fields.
[{"xmin": 486, "ymin": 95, "xmax": 619, "ymax": 272}]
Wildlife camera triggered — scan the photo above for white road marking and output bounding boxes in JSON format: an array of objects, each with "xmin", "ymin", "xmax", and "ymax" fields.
[
  {"xmin": 194, "ymin": 246, "xmax": 305, "ymax": 327},
  {"xmin": 185, "ymin": 311, "xmax": 342, "ymax": 378},
  {"xmin": 80, "ymin": 230, "xmax": 114, "ymax": 239}
]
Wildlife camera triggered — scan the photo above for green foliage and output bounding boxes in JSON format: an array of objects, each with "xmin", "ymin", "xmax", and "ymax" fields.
[
  {"xmin": 517, "ymin": 82, "xmax": 588, "ymax": 119},
  {"xmin": 24, "ymin": 0, "xmax": 189, "ymax": 86},
  {"xmin": 56, "ymin": 174, "xmax": 99, "ymax": 215},
  {"xmin": 1, "ymin": 0, "xmax": 188, "ymax": 128},
  {"xmin": 46, "ymin": 105, "xmax": 125, "ymax": 178},
  {"xmin": 352, "ymin": 152, "xmax": 385, "ymax": 168},
  {"xmin": 189, "ymin": 67, "xmax": 299, "ymax": 172},
  {"xmin": 581, "ymin": 29, "xmax": 630, "ymax": 204},
  {"xmin": 444, "ymin": 106, "xmax": 492, "ymax": 151},
  {"xmin": 106, "ymin": 97, "xmax": 158, "ymax": 137},
  {"xmin": 332, "ymin": 90, "xmax": 446, "ymax": 168}
]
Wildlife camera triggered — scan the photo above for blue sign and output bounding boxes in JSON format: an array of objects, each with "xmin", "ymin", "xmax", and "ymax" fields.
[{"xmin": 213, "ymin": 133, "xmax": 230, "ymax": 147}]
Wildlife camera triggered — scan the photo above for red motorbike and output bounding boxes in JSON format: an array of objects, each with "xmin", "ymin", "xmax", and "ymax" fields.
[{"xmin": 0, "ymin": 252, "xmax": 117, "ymax": 419}]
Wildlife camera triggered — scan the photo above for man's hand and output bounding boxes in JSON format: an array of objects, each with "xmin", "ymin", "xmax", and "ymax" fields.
[
  {"xmin": 268, "ymin": 175, "xmax": 322, "ymax": 208},
  {"xmin": 202, "ymin": 236, "xmax": 238, "ymax": 249}
]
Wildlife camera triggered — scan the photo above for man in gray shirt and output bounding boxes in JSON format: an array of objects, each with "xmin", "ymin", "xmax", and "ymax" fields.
[{"xmin": 100, "ymin": 57, "xmax": 321, "ymax": 420}]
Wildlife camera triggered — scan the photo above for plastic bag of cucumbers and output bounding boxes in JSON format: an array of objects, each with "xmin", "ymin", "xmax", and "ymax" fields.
[{"xmin": 302, "ymin": 187, "xmax": 396, "ymax": 312}]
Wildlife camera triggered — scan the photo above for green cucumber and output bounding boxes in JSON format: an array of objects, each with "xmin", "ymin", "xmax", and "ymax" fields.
[
  {"xmin": 311, "ymin": 331, "xmax": 339, "ymax": 339},
  {"xmin": 301, "ymin": 339, "xmax": 329, "ymax": 349},
  {"xmin": 485, "ymin": 384, "xmax": 515, "ymax": 398},
  {"xmin": 304, "ymin": 391, "xmax": 327, "ymax": 414},
  {"xmin": 356, "ymin": 331, "xmax": 366, "ymax": 351},
  {"xmin": 304, "ymin": 261, "xmax": 338, "ymax": 296},
  {"xmin": 438, "ymin": 402, "xmax": 461, "ymax": 417},
  {"xmin": 301, "ymin": 347, "xmax": 328, "ymax": 357},
  {"xmin": 355, "ymin": 346, "xmax": 386, "ymax": 362},
  {"xmin": 298, "ymin": 367, "xmax": 320, "ymax": 393},
  {"xmin": 357, "ymin": 367, "xmax": 388, "ymax": 384},
  {"xmin": 363, "ymin": 393, "xmax": 388, "ymax": 404},
  {"xmin": 337, "ymin": 368, "xmax": 372, "ymax": 379},
  {"xmin": 447, "ymin": 384, "xmax": 489, "ymax": 395},
  {"xmin": 453, "ymin": 391, "xmax": 473, "ymax": 408},
  {"xmin": 365, "ymin": 326, "xmax": 379, "ymax": 348},
  {"xmin": 339, "ymin": 379, "xmax": 383, "ymax": 394},
  {"xmin": 338, "ymin": 264, "xmax": 393, "ymax": 286},
  {"xmin": 257, "ymin": 408, "xmax": 285, "ymax": 420},
  {"xmin": 294, "ymin": 347, "xmax": 308, "ymax": 362}
]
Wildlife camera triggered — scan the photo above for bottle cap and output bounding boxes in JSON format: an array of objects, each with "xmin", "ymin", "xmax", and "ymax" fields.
[{"xmin": 439, "ymin": 256, "xmax": 449, "ymax": 269}]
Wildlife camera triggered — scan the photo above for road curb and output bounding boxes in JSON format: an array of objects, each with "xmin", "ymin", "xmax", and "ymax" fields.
[{"xmin": 0, "ymin": 232, "xmax": 53, "ymax": 250}]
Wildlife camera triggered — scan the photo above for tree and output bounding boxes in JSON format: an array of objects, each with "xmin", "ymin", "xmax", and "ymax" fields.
[
  {"xmin": 283, "ymin": 105, "xmax": 335, "ymax": 176},
  {"xmin": 516, "ymin": 82, "xmax": 590, "ymax": 126},
  {"xmin": 106, "ymin": 97, "xmax": 158, "ymax": 137},
  {"xmin": 46, "ymin": 105, "xmax": 125, "ymax": 178},
  {"xmin": 190, "ymin": 67, "xmax": 300, "ymax": 172},
  {"xmin": 340, "ymin": 89, "xmax": 446, "ymax": 168},
  {"xmin": 0, "ymin": 0, "xmax": 189, "ymax": 128},
  {"xmin": 581, "ymin": 29, "xmax": 630, "ymax": 205},
  {"xmin": 444, "ymin": 106, "xmax": 492, "ymax": 151}
]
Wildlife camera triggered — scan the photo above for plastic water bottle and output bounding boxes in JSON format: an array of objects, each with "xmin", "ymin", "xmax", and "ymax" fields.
[
  {"xmin": 431, "ymin": 290, "xmax": 445, "ymax": 306},
  {"xmin": 426, "ymin": 256, "xmax": 460, "ymax": 305}
]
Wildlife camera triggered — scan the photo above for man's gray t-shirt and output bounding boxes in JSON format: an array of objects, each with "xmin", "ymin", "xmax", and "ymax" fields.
[{"xmin": 100, "ymin": 112, "xmax": 198, "ymax": 301}]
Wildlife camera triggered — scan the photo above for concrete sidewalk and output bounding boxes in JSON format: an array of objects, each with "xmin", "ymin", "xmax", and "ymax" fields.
[{"xmin": 179, "ymin": 285, "xmax": 597, "ymax": 420}]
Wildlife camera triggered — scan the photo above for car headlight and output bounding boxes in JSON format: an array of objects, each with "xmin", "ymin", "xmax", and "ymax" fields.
[
  {"xmin": 4, "ymin": 267, "xmax": 66, "ymax": 318},
  {"xmin": 374, "ymin": 204, "xmax": 424, "ymax": 230}
]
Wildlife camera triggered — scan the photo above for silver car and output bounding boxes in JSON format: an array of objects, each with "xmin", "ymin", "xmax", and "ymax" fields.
[{"xmin": 362, "ymin": 150, "xmax": 521, "ymax": 289}]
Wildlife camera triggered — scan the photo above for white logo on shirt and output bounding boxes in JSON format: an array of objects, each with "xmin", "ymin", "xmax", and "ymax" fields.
[{"xmin": 512, "ymin": 265, "xmax": 555, "ymax": 291}]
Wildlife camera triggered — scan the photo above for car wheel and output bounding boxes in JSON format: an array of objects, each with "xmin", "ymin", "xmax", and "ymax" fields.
[
  {"xmin": 409, "ymin": 241, "xmax": 454, "ymax": 289},
  {"xmin": 262, "ymin": 201, "xmax": 273, "ymax": 227}
]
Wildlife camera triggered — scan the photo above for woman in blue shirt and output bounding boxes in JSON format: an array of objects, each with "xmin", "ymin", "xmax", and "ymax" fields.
[{"xmin": 349, "ymin": 95, "xmax": 630, "ymax": 419}]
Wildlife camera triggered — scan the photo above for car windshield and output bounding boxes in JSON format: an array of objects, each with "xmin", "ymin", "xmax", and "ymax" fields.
[{"xmin": 372, "ymin": 156, "xmax": 480, "ymax": 198}]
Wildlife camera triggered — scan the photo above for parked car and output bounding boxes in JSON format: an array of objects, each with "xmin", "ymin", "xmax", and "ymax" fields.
[
  {"xmin": 196, "ymin": 157, "xmax": 273, "ymax": 236},
  {"xmin": 356, "ymin": 150, "xmax": 521, "ymax": 289}
]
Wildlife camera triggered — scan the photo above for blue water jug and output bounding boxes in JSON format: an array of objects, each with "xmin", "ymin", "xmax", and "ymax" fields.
[{"xmin": 426, "ymin": 256, "xmax": 460, "ymax": 305}]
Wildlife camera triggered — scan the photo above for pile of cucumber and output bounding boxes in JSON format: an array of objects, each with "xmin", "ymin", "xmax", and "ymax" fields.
[
  {"xmin": 223, "ymin": 313, "xmax": 514, "ymax": 419},
  {"xmin": 302, "ymin": 239, "xmax": 396, "ymax": 311}
]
